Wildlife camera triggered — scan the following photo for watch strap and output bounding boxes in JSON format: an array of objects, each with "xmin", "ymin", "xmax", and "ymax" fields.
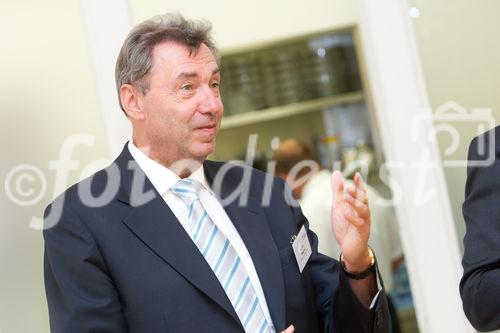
[{"xmin": 340, "ymin": 247, "xmax": 376, "ymax": 280}]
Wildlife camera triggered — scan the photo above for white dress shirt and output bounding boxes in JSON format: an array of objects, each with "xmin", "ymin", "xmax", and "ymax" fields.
[{"xmin": 128, "ymin": 140, "xmax": 275, "ymax": 331}]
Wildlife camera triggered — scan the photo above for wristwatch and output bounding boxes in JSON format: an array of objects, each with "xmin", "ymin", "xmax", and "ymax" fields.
[{"xmin": 340, "ymin": 247, "xmax": 376, "ymax": 280}]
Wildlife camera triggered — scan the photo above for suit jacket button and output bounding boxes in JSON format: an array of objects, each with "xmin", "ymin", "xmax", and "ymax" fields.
[{"xmin": 375, "ymin": 313, "xmax": 381, "ymax": 329}]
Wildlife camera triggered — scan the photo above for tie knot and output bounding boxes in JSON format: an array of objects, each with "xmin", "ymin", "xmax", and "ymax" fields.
[{"xmin": 170, "ymin": 178, "xmax": 203, "ymax": 203}]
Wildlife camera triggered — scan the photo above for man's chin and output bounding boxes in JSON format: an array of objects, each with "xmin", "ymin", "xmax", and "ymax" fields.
[{"xmin": 190, "ymin": 141, "xmax": 216, "ymax": 160}]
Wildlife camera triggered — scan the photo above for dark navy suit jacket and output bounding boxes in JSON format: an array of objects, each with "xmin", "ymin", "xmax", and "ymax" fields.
[
  {"xmin": 43, "ymin": 144, "xmax": 390, "ymax": 332},
  {"xmin": 461, "ymin": 126, "xmax": 500, "ymax": 331}
]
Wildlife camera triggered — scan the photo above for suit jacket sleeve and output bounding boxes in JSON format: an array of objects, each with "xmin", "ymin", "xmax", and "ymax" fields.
[
  {"xmin": 460, "ymin": 131, "xmax": 500, "ymax": 331},
  {"xmin": 43, "ymin": 197, "xmax": 127, "ymax": 333},
  {"xmin": 283, "ymin": 180, "xmax": 391, "ymax": 333}
]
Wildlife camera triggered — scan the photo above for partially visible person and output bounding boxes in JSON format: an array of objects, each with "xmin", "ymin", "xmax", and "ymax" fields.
[{"xmin": 461, "ymin": 126, "xmax": 500, "ymax": 332}]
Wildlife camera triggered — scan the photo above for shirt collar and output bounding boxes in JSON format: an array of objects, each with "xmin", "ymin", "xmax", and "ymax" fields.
[{"xmin": 127, "ymin": 139, "xmax": 210, "ymax": 196}]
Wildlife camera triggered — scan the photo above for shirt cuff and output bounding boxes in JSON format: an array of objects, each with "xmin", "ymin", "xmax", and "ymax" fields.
[{"xmin": 368, "ymin": 271, "xmax": 383, "ymax": 310}]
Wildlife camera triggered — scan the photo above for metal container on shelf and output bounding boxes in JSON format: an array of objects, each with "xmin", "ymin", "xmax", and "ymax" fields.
[
  {"xmin": 220, "ymin": 52, "xmax": 266, "ymax": 115},
  {"xmin": 258, "ymin": 43, "xmax": 308, "ymax": 106},
  {"xmin": 219, "ymin": 30, "xmax": 362, "ymax": 116},
  {"xmin": 341, "ymin": 45, "xmax": 363, "ymax": 91},
  {"xmin": 306, "ymin": 33, "xmax": 357, "ymax": 98}
]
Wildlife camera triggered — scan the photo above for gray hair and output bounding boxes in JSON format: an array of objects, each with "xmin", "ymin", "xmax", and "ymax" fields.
[{"xmin": 115, "ymin": 13, "xmax": 219, "ymax": 114}]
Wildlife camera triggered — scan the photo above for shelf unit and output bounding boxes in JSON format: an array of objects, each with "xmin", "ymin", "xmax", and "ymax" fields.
[
  {"xmin": 213, "ymin": 26, "xmax": 378, "ymax": 165},
  {"xmin": 221, "ymin": 91, "xmax": 364, "ymax": 130}
]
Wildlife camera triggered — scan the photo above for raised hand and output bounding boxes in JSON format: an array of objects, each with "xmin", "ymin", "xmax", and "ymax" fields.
[{"xmin": 331, "ymin": 171, "xmax": 372, "ymax": 272}]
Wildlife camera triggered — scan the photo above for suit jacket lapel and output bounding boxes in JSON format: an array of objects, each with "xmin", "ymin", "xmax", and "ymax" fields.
[
  {"xmin": 204, "ymin": 161, "xmax": 286, "ymax": 330},
  {"xmin": 114, "ymin": 145, "xmax": 241, "ymax": 327}
]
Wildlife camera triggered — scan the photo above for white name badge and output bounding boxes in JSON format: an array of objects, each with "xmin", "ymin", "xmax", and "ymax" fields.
[{"xmin": 292, "ymin": 225, "xmax": 312, "ymax": 273}]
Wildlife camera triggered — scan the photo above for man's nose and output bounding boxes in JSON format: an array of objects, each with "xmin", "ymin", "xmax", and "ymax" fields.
[{"xmin": 197, "ymin": 85, "xmax": 221, "ymax": 114}]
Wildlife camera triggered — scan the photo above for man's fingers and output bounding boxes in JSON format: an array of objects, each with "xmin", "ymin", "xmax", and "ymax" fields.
[
  {"xmin": 347, "ymin": 184, "xmax": 368, "ymax": 204},
  {"xmin": 331, "ymin": 170, "xmax": 345, "ymax": 205},
  {"xmin": 345, "ymin": 193, "xmax": 370, "ymax": 218},
  {"xmin": 343, "ymin": 207, "xmax": 366, "ymax": 228},
  {"xmin": 280, "ymin": 325, "xmax": 295, "ymax": 333},
  {"xmin": 354, "ymin": 172, "xmax": 367, "ymax": 192}
]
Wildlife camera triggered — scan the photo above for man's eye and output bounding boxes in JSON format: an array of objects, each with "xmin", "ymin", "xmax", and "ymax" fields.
[
  {"xmin": 181, "ymin": 84, "xmax": 193, "ymax": 91},
  {"xmin": 210, "ymin": 82, "xmax": 220, "ymax": 89}
]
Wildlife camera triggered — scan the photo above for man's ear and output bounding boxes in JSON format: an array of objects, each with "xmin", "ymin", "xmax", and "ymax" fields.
[{"xmin": 120, "ymin": 84, "xmax": 145, "ymax": 120}]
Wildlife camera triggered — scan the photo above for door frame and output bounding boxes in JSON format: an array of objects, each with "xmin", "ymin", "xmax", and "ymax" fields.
[{"xmin": 357, "ymin": 1, "xmax": 476, "ymax": 332}]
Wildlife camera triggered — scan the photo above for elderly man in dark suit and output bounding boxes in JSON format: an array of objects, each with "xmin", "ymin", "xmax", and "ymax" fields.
[
  {"xmin": 461, "ymin": 125, "xmax": 500, "ymax": 331},
  {"xmin": 43, "ymin": 13, "xmax": 390, "ymax": 332}
]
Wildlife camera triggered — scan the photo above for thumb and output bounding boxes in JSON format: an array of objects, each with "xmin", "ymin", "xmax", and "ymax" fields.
[
  {"xmin": 280, "ymin": 325, "xmax": 295, "ymax": 333},
  {"xmin": 331, "ymin": 170, "xmax": 345, "ymax": 205}
]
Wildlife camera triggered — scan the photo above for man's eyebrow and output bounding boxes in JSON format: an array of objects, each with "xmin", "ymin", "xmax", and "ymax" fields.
[
  {"xmin": 176, "ymin": 68, "xmax": 221, "ymax": 81},
  {"xmin": 176, "ymin": 71, "xmax": 198, "ymax": 80}
]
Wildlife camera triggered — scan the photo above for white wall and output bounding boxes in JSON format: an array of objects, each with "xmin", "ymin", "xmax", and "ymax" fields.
[
  {"xmin": 128, "ymin": 0, "xmax": 358, "ymax": 50},
  {"xmin": 0, "ymin": 0, "xmax": 111, "ymax": 332}
]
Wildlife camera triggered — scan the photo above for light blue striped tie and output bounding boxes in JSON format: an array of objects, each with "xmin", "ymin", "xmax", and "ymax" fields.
[{"xmin": 171, "ymin": 179, "xmax": 273, "ymax": 333}]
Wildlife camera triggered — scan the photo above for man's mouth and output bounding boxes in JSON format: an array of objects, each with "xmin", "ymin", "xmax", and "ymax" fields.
[
  {"xmin": 197, "ymin": 124, "xmax": 215, "ymax": 129},
  {"xmin": 194, "ymin": 124, "xmax": 217, "ymax": 134}
]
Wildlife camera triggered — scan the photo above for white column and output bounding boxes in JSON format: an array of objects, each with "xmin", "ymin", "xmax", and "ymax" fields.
[
  {"xmin": 357, "ymin": 1, "xmax": 476, "ymax": 332},
  {"xmin": 81, "ymin": 0, "xmax": 132, "ymax": 157}
]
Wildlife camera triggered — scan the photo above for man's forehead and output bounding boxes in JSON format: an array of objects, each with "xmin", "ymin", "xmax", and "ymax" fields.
[
  {"xmin": 152, "ymin": 41, "xmax": 215, "ymax": 63},
  {"xmin": 151, "ymin": 41, "xmax": 219, "ymax": 80}
]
